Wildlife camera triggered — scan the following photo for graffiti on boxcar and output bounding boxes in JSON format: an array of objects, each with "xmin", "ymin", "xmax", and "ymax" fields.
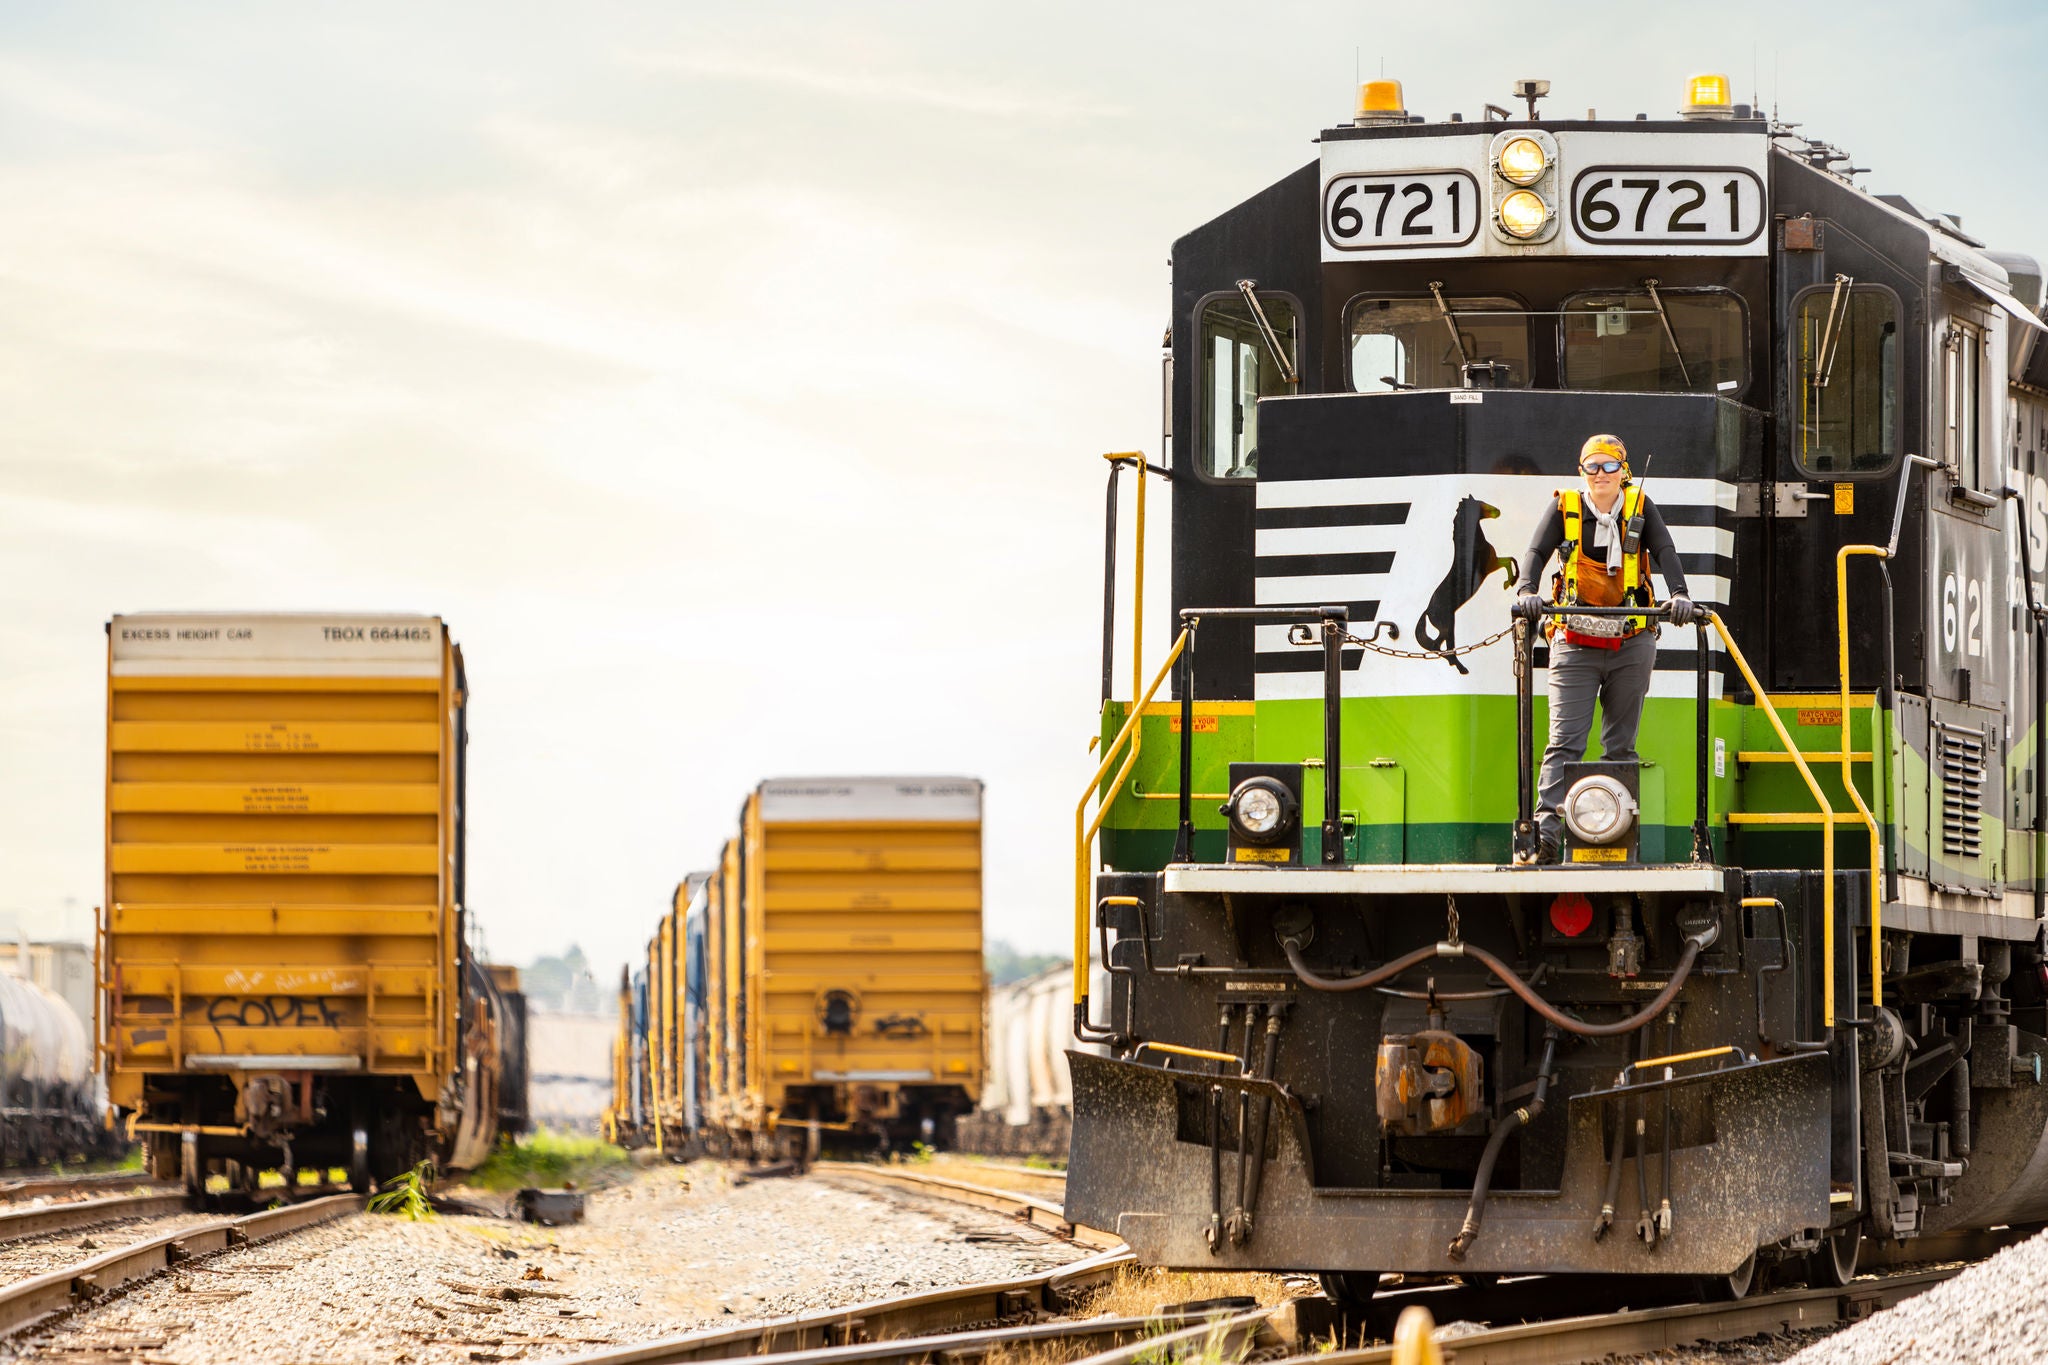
[{"xmin": 203, "ymin": 996, "xmax": 345, "ymax": 1028}]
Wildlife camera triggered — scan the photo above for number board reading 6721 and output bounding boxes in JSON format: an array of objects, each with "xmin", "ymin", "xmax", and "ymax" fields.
[
  {"xmin": 1323, "ymin": 171, "xmax": 1481, "ymax": 252},
  {"xmin": 1569, "ymin": 166, "xmax": 1765, "ymax": 246}
]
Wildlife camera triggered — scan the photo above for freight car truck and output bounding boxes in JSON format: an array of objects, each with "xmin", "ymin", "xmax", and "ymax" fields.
[{"xmin": 101, "ymin": 613, "xmax": 521, "ymax": 1195}]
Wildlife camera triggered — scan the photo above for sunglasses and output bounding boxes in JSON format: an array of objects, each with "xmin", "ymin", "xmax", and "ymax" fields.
[{"xmin": 1581, "ymin": 459, "xmax": 1625, "ymax": 475}]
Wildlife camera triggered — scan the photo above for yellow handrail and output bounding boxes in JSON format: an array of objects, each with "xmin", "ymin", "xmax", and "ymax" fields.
[
  {"xmin": 1136, "ymin": 1040, "xmax": 1245, "ymax": 1070},
  {"xmin": 1838, "ymin": 545, "xmax": 1887, "ymax": 1008},
  {"xmin": 1102, "ymin": 451, "xmax": 1150, "ymax": 702},
  {"xmin": 1074, "ymin": 628, "xmax": 1190, "ymax": 1021},
  {"xmin": 1709, "ymin": 611, "xmax": 1840, "ymax": 1025}
]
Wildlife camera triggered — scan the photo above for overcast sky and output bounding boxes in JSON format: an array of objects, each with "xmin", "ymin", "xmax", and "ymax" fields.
[{"xmin": 3, "ymin": 1, "xmax": 2044, "ymax": 981}]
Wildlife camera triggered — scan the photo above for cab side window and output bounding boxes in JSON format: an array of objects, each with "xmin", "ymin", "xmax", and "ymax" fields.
[
  {"xmin": 1946, "ymin": 317, "xmax": 1989, "ymax": 489},
  {"xmin": 1200, "ymin": 294, "xmax": 1297, "ymax": 479},
  {"xmin": 1793, "ymin": 284, "xmax": 1899, "ymax": 476}
]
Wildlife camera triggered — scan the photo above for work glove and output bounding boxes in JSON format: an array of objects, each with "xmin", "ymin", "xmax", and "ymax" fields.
[
  {"xmin": 1665, "ymin": 594, "xmax": 1699, "ymax": 626},
  {"xmin": 1513, "ymin": 592, "xmax": 1545, "ymax": 622}
]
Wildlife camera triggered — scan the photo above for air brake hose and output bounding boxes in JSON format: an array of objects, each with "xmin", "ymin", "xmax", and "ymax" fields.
[
  {"xmin": 1281, "ymin": 924, "xmax": 1719, "ymax": 1039},
  {"xmin": 1448, "ymin": 1025, "xmax": 1560, "ymax": 1262},
  {"xmin": 1275, "ymin": 940, "xmax": 1445, "ymax": 993}
]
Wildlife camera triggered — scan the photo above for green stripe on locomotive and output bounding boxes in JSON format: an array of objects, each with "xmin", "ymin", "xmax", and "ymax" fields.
[{"xmin": 1093, "ymin": 691, "xmax": 2005, "ymax": 879}]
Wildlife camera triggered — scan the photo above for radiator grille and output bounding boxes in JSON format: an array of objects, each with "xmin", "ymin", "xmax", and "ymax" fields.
[{"xmin": 1938, "ymin": 724, "xmax": 1987, "ymax": 859}]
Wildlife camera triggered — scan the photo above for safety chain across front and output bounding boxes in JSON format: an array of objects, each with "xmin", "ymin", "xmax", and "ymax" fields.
[{"xmin": 1330, "ymin": 623, "xmax": 1517, "ymax": 662}]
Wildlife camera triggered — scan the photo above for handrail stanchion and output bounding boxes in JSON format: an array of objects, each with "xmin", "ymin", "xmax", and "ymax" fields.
[
  {"xmin": 1837, "ymin": 545, "xmax": 1888, "ymax": 1008},
  {"xmin": 1322, "ymin": 610, "xmax": 1345, "ymax": 863},
  {"xmin": 1100, "ymin": 458, "xmax": 1124, "ymax": 704},
  {"xmin": 1174, "ymin": 619, "xmax": 1198, "ymax": 862},
  {"xmin": 1693, "ymin": 618, "xmax": 1713, "ymax": 864},
  {"xmin": 1513, "ymin": 617, "xmax": 1535, "ymax": 863}
]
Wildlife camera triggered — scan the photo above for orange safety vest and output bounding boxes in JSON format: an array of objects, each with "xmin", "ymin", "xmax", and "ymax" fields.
[{"xmin": 1550, "ymin": 486, "xmax": 1656, "ymax": 646}]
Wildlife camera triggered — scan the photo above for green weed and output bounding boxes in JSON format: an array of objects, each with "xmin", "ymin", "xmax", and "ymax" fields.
[
  {"xmin": 468, "ymin": 1130, "xmax": 627, "ymax": 1192},
  {"xmin": 368, "ymin": 1161, "xmax": 436, "ymax": 1220}
]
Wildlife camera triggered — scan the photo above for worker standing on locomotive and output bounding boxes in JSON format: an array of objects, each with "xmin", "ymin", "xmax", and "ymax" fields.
[{"xmin": 1514, "ymin": 435, "xmax": 1697, "ymax": 864}]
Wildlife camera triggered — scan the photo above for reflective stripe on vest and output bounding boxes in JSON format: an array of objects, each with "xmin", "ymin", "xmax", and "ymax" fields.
[{"xmin": 1557, "ymin": 486, "xmax": 1651, "ymax": 635}]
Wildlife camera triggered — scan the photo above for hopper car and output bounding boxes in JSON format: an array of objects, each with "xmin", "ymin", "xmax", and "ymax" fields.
[
  {"xmin": 100, "ymin": 613, "xmax": 527, "ymax": 1196},
  {"xmin": 1068, "ymin": 70, "xmax": 2048, "ymax": 1300}
]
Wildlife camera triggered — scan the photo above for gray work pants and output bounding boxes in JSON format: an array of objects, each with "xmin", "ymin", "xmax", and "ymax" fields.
[{"xmin": 1537, "ymin": 629, "xmax": 1657, "ymax": 847}]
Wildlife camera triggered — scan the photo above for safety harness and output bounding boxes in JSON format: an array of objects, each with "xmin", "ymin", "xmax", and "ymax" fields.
[{"xmin": 1551, "ymin": 485, "xmax": 1655, "ymax": 647}]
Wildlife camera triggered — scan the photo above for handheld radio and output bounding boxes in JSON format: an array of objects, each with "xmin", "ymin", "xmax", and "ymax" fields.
[{"xmin": 1620, "ymin": 449, "xmax": 1653, "ymax": 555}]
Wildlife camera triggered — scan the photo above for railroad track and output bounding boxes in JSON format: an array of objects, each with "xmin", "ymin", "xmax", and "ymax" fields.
[
  {"xmin": 703, "ymin": 1162, "xmax": 1991, "ymax": 1365},
  {"xmin": 0, "ymin": 1191, "xmax": 360, "ymax": 1341},
  {"xmin": 0, "ymin": 1171, "xmax": 169, "ymax": 1204},
  {"xmin": 553, "ymin": 1242, "xmax": 1317, "ymax": 1365},
  {"xmin": 811, "ymin": 1160, "xmax": 1116, "ymax": 1251},
  {"xmin": 0, "ymin": 1191, "xmax": 192, "ymax": 1244},
  {"xmin": 1344, "ymin": 1263, "xmax": 1966, "ymax": 1364}
]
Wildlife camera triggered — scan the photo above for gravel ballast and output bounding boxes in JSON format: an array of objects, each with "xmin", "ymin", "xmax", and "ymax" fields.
[
  {"xmin": 1785, "ymin": 1229, "xmax": 2048, "ymax": 1365},
  {"xmin": 8, "ymin": 1163, "xmax": 1089, "ymax": 1363}
]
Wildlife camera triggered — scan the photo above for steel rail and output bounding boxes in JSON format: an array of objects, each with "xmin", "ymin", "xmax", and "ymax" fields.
[
  {"xmin": 812, "ymin": 1161, "xmax": 1116, "ymax": 1251},
  {"xmin": 0, "ymin": 1191, "xmax": 360, "ymax": 1340},
  {"xmin": 947, "ymin": 1160, "xmax": 1067, "ymax": 1185},
  {"xmin": 0, "ymin": 1172, "xmax": 170, "ymax": 1203},
  {"xmin": 553, "ymin": 1245, "xmax": 1136, "ymax": 1365},
  {"xmin": 0, "ymin": 1191, "xmax": 192, "ymax": 1243},
  {"xmin": 1298, "ymin": 1265, "xmax": 1963, "ymax": 1365}
]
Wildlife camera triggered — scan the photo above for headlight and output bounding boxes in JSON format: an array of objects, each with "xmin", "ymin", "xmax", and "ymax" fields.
[
  {"xmin": 1563, "ymin": 775, "xmax": 1638, "ymax": 845},
  {"xmin": 1498, "ymin": 190, "xmax": 1550, "ymax": 239},
  {"xmin": 1496, "ymin": 136, "xmax": 1547, "ymax": 186},
  {"xmin": 1226, "ymin": 776, "xmax": 1298, "ymax": 846},
  {"xmin": 1237, "ymin": 786, "xmax": 1282, "ymax": 834}
]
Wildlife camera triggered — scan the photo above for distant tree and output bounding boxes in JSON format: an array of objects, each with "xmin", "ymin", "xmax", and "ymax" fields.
[
  {"xmin": 985, "ymin": 939, "xmax": 1065, "ymax": 987},
  {"xmin": 523, "ymin": 945, "xmax": 606, "ymax": 1013}
]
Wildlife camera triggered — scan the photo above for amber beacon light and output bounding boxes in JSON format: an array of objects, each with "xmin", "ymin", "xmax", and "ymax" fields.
[
  {"xmin": 1354, "ymin": 78, "xmax": 1408, "ymax": 127},
  {"xmin": 1681, "ymin": 72, "xmax": 1733, "ymax": 120}
]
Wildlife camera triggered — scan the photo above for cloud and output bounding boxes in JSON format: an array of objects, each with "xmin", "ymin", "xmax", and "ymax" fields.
[{"xmin": 628, "ymin": 47, "xmax": 1127, "ymax": 122}]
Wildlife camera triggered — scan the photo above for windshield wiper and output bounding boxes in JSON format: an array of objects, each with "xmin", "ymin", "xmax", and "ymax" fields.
[
  {"xmin": 1427, "ymin": 280, "xmax": 1473, "ymax": 381},
  {"xmin": 1234, "ymin": 279, "xmax": 1298, "ymax": 386},
  {"xmin": 1813, "ymin": 273, "xmax": 1854, "ymax": 389},
  {"xmin": 1641, "ymin": 278, "xmax": 1694, "ymax": 389}
]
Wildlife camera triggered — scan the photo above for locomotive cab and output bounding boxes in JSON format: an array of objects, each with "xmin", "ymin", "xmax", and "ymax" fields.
[{"xmin": 1069, "ymin": 73, "xmax": 2048, "ymax": 1293}]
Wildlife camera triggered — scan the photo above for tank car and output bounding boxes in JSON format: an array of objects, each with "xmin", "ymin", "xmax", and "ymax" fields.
[
  {"xmin": 957, "ymin": 963, "xmax": 1107, "ymax": 1157},
  {"xmin": 0, "ymin": 971, "xmax": 113, "ymax": 1164},
  {"xmin": 1068, "ymin": 71, "xmax": 2048, "ymax": 1299},
  {"xmin": 100, "ymin": 613, "xmax": 526, "ymax": 1195}
]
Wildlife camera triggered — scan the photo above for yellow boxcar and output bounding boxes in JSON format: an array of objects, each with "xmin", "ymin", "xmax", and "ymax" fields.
[
  {"xmin": 708, "ymin": 777, "xmax": 985, "ymax": 1157},
  {"xmin": 102, "ymin": 613, "xmax": 518, "ymax": 1193}
]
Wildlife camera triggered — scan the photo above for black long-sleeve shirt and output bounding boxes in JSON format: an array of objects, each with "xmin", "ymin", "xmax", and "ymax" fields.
[{"xmin": 1514, "ymin": 494, "xmax": 1690, "ymax": 599}]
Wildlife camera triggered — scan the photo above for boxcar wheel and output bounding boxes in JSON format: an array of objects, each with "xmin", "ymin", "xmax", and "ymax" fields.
[
  {"xmin": 1810, "ymin": 1228, "xmax": 1860, "ymax": 1288},
  {"xmin": 1318, "ymin": 1271, "xmax": 1383, "ymax": 1307},
  {"xmin": 1699, "ymin": 1252, "xmax": 1756, "ymax": 1302},
  {"xmin": 349, "ymin": 1123, "xmax": 372, "ymax": 1195},
  {"xmin": 181, "ymin": 1132, "xmax": 204, "ymax": 1204}
]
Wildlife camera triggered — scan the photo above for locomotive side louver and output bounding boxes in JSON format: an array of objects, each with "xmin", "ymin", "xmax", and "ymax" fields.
[{"xmin": 1939, "ymin": 723, "xmax": 1987, "ymax": 859}]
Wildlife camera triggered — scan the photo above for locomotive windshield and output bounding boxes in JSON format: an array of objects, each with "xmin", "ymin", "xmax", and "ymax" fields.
[
  {"xmin": 1559, "ymin": 286, "xmax": 1746, "ymax": 393},
  {"xmin": 1348, "ymin": 295, "xmax": 1529, "ymax": 392}
]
